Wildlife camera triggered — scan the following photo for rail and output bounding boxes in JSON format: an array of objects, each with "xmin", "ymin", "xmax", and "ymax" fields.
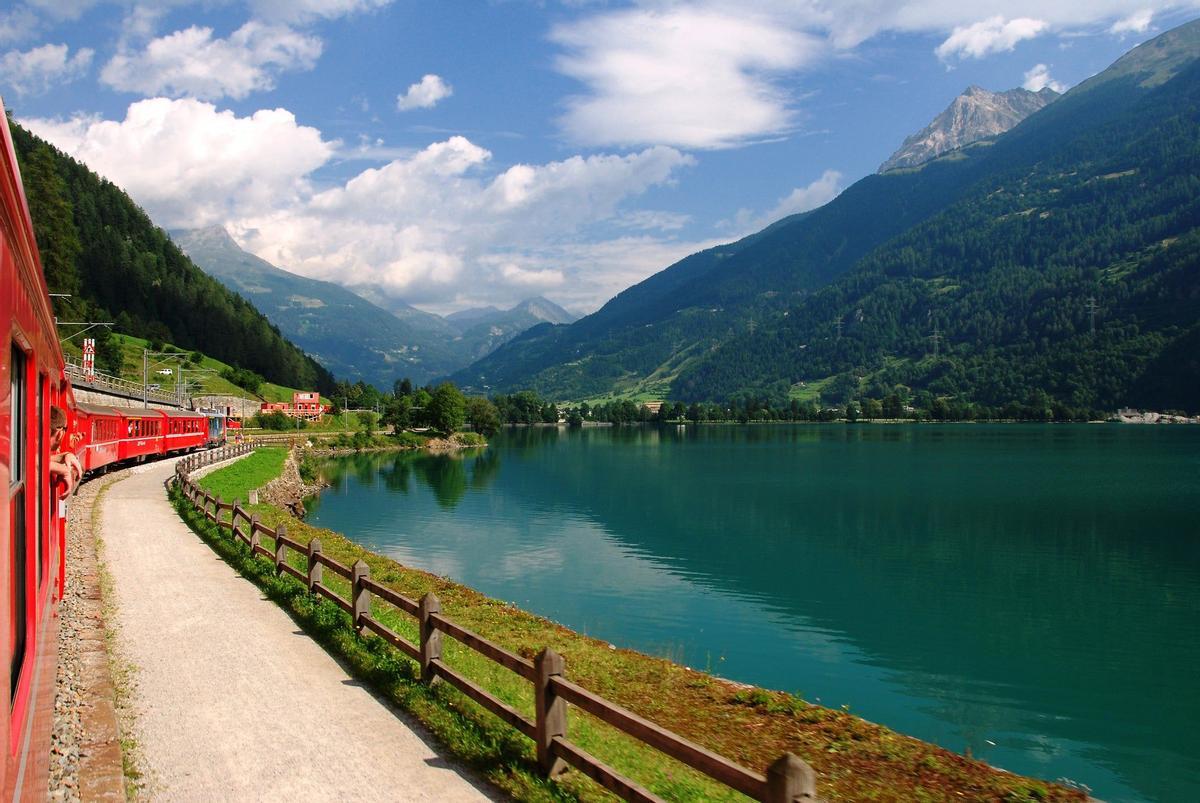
[
  {"xmin": 65, "ymin": 356, "xmax": 180, "ymax": 407},
  {"xmin": 169, "ymin": 447, "xmax": 821, "ymax": 803}
]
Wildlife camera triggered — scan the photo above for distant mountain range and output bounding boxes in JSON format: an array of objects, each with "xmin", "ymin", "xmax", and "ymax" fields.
[
  {"xmin": 173, "ymin": 226, "xmax": 574, "ymax": 387},
  {"xmin": 452, "ymin": 18, "xmax": 1200, "ymax": 413},
  {"xmin": 878, "ymin": 85, "xmax": 1059, "ymax": 172}
]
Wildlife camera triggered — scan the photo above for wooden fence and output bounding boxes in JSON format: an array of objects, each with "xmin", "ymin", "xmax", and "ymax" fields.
[{"xmin": 171, "ymin": 446, "xmax": 821, "ymax": 803}]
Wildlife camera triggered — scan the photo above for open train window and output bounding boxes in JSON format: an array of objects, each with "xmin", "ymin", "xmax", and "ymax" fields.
[
  {"xmin": 9, "ymin": 345, "xmax": 28, "ymax": 701},
  {"xmin": 36, "ymin": 375, "xmax": 44, "ymax": 583}
]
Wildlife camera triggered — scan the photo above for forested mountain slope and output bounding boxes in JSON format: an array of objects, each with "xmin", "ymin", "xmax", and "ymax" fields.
[
  {"xmin": 10, "ymin": 120, "xmax": 333, "ymax": 393},
  {"xmin": 454, "ymin": 19, "xmax": 1200, "ymax": 413},
  {"xmin": 675, "ymin": 25, "xmax": 1200, "ymax": 412}
]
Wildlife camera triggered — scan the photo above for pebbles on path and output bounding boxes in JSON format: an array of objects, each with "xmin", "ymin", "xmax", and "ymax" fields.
[{"xmin": 50, "ymin": 471, "xmax": 126, "ymax": 802}]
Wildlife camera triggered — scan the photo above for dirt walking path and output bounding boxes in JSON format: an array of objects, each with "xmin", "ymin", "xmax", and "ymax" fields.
[{"xmin": 98, "ymin": 457, "xmax": 496, "ymax": 802}]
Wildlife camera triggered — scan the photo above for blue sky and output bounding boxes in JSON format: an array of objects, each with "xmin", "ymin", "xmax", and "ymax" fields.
[{"xmin": 4, "ymin": 1, "xmax": 1197, "ymax": 316}]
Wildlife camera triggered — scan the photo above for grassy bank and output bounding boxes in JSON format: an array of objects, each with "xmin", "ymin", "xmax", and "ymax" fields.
[{"xmin": 184, "ymin": 449, "xmax": 1083, "ymax": 802}]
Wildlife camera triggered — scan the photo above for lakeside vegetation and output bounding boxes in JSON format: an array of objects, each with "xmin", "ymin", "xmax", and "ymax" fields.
[
  {"xmin": 177, "ymin": 448, "xmax": 1085, "ymax": 802},
  {"xmin": 489, "ymin": 389, "xmax": 1111, "ymax": 425}
]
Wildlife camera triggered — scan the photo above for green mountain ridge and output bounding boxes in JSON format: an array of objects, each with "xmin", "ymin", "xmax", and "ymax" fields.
[{"xmin": 451, "ymin": 18, "xmax": 1200, "ymax": 413}]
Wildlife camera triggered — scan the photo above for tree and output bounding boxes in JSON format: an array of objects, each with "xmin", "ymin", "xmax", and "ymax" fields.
[
  {"xmin": 428, "ymin": 382, "xmax": 466, "ymax": 434},
  {"xmin": 394, "ymin": 377, "xmax": 413, "ymax": 397},
  {"xmin": 381, "ymin": 395, "xmax": 412, "ymax": 430},
  {"xmin": 465, "ymin": 397, "xmax": 501, "ymax": 437}
]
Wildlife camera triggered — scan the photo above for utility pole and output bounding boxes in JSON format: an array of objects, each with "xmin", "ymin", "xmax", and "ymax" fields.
[
  {"xmin": 834, "ymin": 315, "xmax": 843, "ymax": 340},
  {"xmin": 929, "ymin": 322, "xmax": 941, "ymax": 359},
  {"xmin": 1086, "ymin": 296, "xmax": 1098, "ymax": 335}
]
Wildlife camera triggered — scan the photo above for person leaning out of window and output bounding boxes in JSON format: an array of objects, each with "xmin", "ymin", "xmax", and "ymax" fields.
[{"xmin": 49, "ymin": 406, "xmax": 83, "ymax": 495}]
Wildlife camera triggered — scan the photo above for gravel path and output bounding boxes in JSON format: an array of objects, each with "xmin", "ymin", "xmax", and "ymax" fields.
[
  {"xmin": 99, "ymin": 456, "xmax": 497, "ymax": 802},
  {"xmin": 51, "ymin": 471, "xmax": 126, "ymax": 802}
]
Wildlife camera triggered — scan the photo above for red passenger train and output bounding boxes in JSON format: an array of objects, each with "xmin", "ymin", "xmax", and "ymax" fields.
[
  {"xmin": 2, "ymin": 100, "xmax": 71, "ymax": 801},
  {"xmin": 2, "ymin": 100, "xmax": 228, "ymax": 797}
]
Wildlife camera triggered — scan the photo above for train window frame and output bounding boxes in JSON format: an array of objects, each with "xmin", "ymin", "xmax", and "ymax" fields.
[
  {"xmin": 8, "ymin": 342, "xmax": 31, "ymax": 710},
  {"xmin": 35, "ymin": 374, "xmax": 44, "ymax": 585}
]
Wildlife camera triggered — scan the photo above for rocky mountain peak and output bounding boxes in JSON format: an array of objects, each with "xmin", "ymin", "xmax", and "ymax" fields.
[{"xmin": 878, "ymin": 85, "xmax": 1059, "ymax": 173}]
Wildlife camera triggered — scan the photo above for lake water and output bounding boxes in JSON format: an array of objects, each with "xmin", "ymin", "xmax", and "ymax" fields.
[{"xmin": 306, "ymin": 424, "xmax": 1200, "ymax": 802}]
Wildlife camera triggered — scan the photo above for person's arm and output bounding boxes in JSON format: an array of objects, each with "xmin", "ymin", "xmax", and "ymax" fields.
[{"xmin": 50, "ymin": 452, "xmax": 83, "ymax": 494}]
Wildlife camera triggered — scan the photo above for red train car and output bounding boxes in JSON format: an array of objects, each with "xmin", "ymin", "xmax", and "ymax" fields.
[
  {"xmin": 2, "ymin": 99, "xmax": 69, "ymax": 800},
  {"xmin": 160, "ymin": 409, "xmax": 206, "ymax": 455},
  {"xmin": 75, "ymin": 406, "xmax": 207, "ymax": 475},
  {"xmin": 75, "ymin": 404, "xmax": 124, "ymax": 474}
]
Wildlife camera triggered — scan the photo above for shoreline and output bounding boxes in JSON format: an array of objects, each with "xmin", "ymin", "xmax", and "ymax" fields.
[{"xmin": 217, "ymin": 446, "xmax": 1090, "ymax": 803}]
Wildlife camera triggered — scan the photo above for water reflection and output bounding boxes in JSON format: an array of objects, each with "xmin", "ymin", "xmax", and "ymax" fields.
[{"xmin": 308, "ymin": 425, "xmax": 1200, "ymax": 803}]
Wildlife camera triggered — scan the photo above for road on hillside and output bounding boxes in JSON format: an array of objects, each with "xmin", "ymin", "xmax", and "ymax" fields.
[{"xmin": 98, "ymin": 457, "xmax": 496, "ymax": 801}]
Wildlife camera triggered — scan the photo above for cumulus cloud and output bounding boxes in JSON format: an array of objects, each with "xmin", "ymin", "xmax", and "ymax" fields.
[
  {"xmin": 1023, "ymin": 63, "xmax": 1067, "ymax": 92},
  {"xmin": 24, "ymin": 98, "xmax": 335, "ymax": 228},
  {"xmin": 25, "ymin": 95, "xmax": 698, "ymax": 310},
  {"xmin": 234, "ymin": 138, "xmax": 695, "ymax": 307},
  {"xmin": 100, "ymin": 21, "xmax": 322, "ymax": 100},
  {"xmin": 936, "ymin": 16, "xmax": 1048, "ymax": 60},
  {"xmin": 551, "ymin": 6, "xmax": 821, "ymax": 149},
  {"xmin": 1110, "ymin": 9, "xmax": 1154, "ymax": 34},
  {"xmin": 396, "ymin": 74, "xmax": 452, "ymax": 111},
  {"xmin": 0, "ymin": 42, "xmax": 93, "ymax": 95}
]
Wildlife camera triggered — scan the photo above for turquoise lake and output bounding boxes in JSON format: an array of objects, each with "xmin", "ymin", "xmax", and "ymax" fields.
[{"xmin": 306, "ymin": 424, "xmax": 1200, "ymax": 802}]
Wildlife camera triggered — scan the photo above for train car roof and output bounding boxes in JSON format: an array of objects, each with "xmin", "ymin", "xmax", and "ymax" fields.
[
  {"xmin": 160, "ymin": 408, "xmax": 205, "ymax": 418},
  {"xmin": 76, "ymin": 403, "xmax": 129, "ymax": 417}
]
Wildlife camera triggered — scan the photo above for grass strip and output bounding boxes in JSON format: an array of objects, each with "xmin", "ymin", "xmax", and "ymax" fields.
[{"xmin": 186, "ymin": 450, "xmax": 1084, "ymax": 803}]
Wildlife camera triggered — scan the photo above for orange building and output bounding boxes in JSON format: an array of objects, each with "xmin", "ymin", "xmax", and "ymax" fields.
[{"xmin": 260, "ymin": 391, "xmax": 329, "ymax": 421}]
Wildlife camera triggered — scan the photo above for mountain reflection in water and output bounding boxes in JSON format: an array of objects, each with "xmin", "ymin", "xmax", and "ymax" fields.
[{"xmin": 306, "ymin": 424, "xmax": 1200, "ymax": 803}]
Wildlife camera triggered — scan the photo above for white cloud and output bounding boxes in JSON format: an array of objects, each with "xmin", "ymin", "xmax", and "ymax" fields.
[
  {"xmin": 1023, "ymin": 63, "xmax": 1067, "ymax": 92},
  {"xmin": 0, "ymin": 42, "xmax": 93, "ymax": 95},
  {"xmin": 766, "ymin": 170, "xmax": 843, "ymax": 219},
  {"xmin": 100, "ymin": 21, "xmax": 322, "ymax": 100},
  {"xmin": 935, "ymin": 16, "xmax": 1048, "ymax": 60},
  {"xmin": 1110, "ymin": 9, "xmax": 1154, "ymax": 34},
  {"xmin": 396, "ymin": 74, "xmax": 453, "ymax": 111},
  {"xmin": 233, "ymin": 139, "xmax": 695, "ymax": 308},
  {"xmin": 551, "ymin": 6, "xmax": 822, "ymax": 149},
  {"xmin": 726, "ymin": 169, "xmax": 843, "ymax": 234},
  {"xmin": 0, "ymin": 7, "xmax": 39, "ymax": 46},
  {"xmin": 24, "ymin": 98, "xmax": 336, "ymax": 228},
  {"xmin": 248, "ymin": 0, "xmax": 394, "ymax": 24}
]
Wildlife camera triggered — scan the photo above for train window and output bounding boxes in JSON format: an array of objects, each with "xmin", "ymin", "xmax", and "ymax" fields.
[
  {"xmin": 9, "ymin": 345, "xmax": 28, "ymax": 700},
  {"xmin": 36, "ymin": 375, "xmax": 44, "ymax": 583}
]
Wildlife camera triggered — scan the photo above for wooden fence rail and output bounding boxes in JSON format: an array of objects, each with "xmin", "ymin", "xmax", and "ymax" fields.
[{"xmin": 169, "ymin": 445, "xmax": 820, "ymax": 803}]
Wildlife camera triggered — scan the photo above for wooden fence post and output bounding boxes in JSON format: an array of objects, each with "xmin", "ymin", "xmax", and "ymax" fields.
[
  {"xmin": 248, "ymin": 513, "xmax": 260, "ymax": 551},
  {"xmin": 307, "ymin": 539, "xmax": 323, "ymax": 592},
  {"xmin": 215, "ymin": 495, "xmax": 224, "ymax": 525},
  {"xmin": 419, "ymin": 592, "xmax": 442, "ymax": 683},
  {"xmin": 766, "ymin": 753, "xmax": 817, "ymax": 802},
  {"xmin": 351, "ymin": 560, "xmax": 370, "ymax": 630},
  {"xmin": 274, "ymin": 524, "xmax": 287, "ymax": 574},
  {"xmin": 534, "ymin": 648, "xmax": 568, "ymax": 777}
]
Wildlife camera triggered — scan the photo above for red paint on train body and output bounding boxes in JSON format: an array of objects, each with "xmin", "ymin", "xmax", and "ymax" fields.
[{"xmin": 2, "ymin": 99, "xmax": 69, "ymax": 801}]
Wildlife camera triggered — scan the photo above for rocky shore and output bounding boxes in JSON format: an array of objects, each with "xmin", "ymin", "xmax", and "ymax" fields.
[{"xmin": 259, "ymin": 449, "xmax": 327, "ymax": 518}]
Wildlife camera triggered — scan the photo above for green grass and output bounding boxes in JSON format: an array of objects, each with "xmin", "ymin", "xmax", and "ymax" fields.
[
  {"xmin": 196, "ymin": 448, "xmax": 286, "ymax": 501},
  {"xmin": 177, "ymin": 452, "xmax": 1088, "ymax": 803}
]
